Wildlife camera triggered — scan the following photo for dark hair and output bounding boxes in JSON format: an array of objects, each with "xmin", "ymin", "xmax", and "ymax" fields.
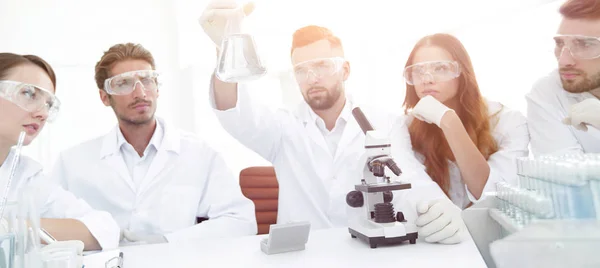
[
  {"xmin": 560, "ymin": 0, "xmax": 600, "ymax": 19},
  {"xmin": 0, "ymin": 53, "xmax": 57, "ymax": 89},
  {"xmin": 290, "ymin": 25, "xmax": 343, "ymax": 55},
  {"xmin": 94, "ymin": 43, "xmax": 156, "ymax": 90}
]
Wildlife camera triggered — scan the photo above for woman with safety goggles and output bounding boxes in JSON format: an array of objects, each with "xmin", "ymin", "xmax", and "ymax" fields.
[
  {"xmin": 389, "ymin": 34, "xmax": 530, "ymax": 244},
  {"xmin": 0, "ymin": 53, "xmax": 119, "ymax": 251}
]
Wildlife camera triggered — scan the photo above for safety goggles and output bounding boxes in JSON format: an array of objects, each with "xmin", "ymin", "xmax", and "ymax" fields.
[
  {"xmin": 104, "ymin": 70, "xmax": 161, "ymax": 96},
  {"xmin": 0, "ymin": 80, "xmax": 61, "ymax": 121},
  {"xmin": 554, "ymin": 35, "xmax": 600, "ymax": 60},
  {"xmin": 403, "ymin": 60, "xmax": 461, "ymax": 86},
  {"xmin": 293, "ymin": 57, "xmax": 346, "ymax": 83}
]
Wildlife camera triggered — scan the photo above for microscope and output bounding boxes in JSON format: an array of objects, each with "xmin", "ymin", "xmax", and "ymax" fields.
[{"xmin": 346, "ymin": 108, "xmax": 418, "ymax": 248}]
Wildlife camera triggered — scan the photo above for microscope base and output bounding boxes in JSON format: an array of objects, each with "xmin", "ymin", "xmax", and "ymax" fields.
[{"xmin": 349, "ymin": 228, "xmax": 418, "ymax": 249}]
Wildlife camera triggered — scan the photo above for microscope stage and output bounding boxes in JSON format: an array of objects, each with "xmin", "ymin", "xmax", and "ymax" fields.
[
  {"xmin": 355, "ymin": 182, "xmax": 412, "ymax": 193},
  {"xmin": 349, "ymin": 228, "xmax": 418, "ymax": 248}
]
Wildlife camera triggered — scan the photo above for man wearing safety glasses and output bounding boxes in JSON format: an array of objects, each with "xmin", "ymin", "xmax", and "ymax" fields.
[
  {"xmin": 201, "ymin": 0, "xmax": 446, "ymax": 231},
  {"xmin": 527, "ymin": 0, "xmax": 600, "ymax": 155},
  {"xmin": 50, "ymin": 43, "xmax": 257, "ymax": 245}
]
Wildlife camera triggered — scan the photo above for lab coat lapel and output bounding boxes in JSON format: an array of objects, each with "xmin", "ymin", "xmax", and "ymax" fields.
[
  {"xmin": 298, "ymin": 104, "xmax": 331, "ymax": 158},
  {"xmin": 333, "ymin": 118, "xmax": 361, "ymax": 164},
  {"xmin": 100, "ymin": 128, "xmax": 136, "ymax": 192},
  {"xmin": 137, "ymin": 119, "xmax": 180, "ymax": 195},
  {"xmin": 306, "ymin": 123, "xmax": 331, "ymax": 157},
  {"xmin": 333, "ymin": 99, "xmax": 362, "ymax": 164},
  {"xmin": 0, "ymin": 149, "xmax": 41, "ymax": 187}
]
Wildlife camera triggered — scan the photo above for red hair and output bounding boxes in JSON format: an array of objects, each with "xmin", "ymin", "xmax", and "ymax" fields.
[
  {"xmin": 402, "ymin": 33, "xmax": 499, "ymax": 196},
  {"xmin": 290, "ymin": 25, "xmax": 343, "ymax": 56},
  {"xmin": 560, "ymin": 0, "xmax": 600, "ymax": 19}
]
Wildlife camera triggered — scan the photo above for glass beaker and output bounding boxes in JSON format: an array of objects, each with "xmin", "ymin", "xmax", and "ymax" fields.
[{"xmin": 215, "ymin": 8, "xmax": 267, "ymax": 83}]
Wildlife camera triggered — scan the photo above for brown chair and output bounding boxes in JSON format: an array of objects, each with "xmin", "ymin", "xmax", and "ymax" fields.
[{"xmin": 239, "ymin": 166, "xmax": 279, "ymax": 235}]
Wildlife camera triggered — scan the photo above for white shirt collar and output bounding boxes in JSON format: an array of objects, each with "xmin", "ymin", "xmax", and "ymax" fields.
[
  {"xmin": 116, "ymin": 119, "xmax": 164, "ymax": 154},
  {"xmin": 306, "ymin": 98, "xmax": 352, "ymax": 133}
]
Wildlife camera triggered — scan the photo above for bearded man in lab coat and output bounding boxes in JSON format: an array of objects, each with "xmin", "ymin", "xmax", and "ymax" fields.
[
  {"xmin": 200, "ymin": 1, "xmax": 467, "ymax": 244},
  {"xmin": 50, "ymin": 43, "xmax": 257, "ymax": 245},
  {"xmin": 527, "ymin": 0, "xmax": 600, "ymax": 155}
]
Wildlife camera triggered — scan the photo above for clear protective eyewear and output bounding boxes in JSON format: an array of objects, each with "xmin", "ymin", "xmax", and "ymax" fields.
[
  {"xmin": 0, "ymin": 80, "xmax": 61, "ymax": 121},
  {"xmin": 104, "ymin": 70, "xmax": 161, "ymax": 96},
  {"xmin": 293, "ymin": 57, "xmax": 346, "ymax": 83},
  {"xmin": 403, "ymin": 60, "xmax": 461, "ymax": 86},
  {"xmin": 554, "ymin": 35, "xmax": 600, "ymax": 60}
]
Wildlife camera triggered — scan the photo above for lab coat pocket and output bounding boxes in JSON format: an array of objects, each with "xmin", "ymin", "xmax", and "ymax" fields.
[{"xmin": 159, "ymin": 186, "xmax": 199, "ymax": 232}]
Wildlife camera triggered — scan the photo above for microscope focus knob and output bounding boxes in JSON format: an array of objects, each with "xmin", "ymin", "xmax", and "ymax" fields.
[
  {"xmin": 396, "ymin": 211, "xmax": 406, "ymax": 222},
  {"xmin": 346, "ymin": 191, "xmax": 364, "ymax": 208},
  {"xmin": 383, "ymin": 191, "xmax": 393, "ymax": 203}
]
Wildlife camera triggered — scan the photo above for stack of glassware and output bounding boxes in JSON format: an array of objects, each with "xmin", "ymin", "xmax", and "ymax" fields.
[
  {"xmin": 0, "ymin": 189, "xmax": 43, "ymax": 268},
  {"xmin": 496, "ymin": 182, "xmax": 554, "ymax": 228},
  {"xmin": 496, "ymin": 153, "xmax": 600, "ymax": 228}
]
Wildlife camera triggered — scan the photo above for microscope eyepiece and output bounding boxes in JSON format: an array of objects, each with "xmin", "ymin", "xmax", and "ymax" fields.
[{"xmin": 352, "ymin": 107, "xmax": 374, "ymax": 134}]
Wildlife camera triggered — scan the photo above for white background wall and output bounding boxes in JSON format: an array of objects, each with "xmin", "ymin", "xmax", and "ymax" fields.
[{"xmin": 1, "ymin": 0, "xmax": 562, "ymax": 176}]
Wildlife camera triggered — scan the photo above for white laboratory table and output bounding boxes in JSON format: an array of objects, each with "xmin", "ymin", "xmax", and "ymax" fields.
[{"xmin": 117, "ymin": 227, "xmax": 487, "ymax": 267}]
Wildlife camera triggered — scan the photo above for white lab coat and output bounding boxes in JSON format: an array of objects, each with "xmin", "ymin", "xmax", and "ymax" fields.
[
  {"xmin": 209, "ymin": 82, "xmax": 447, "ymax": 229},
  {"xmin": 526, "ymin": 69, "xmax": 600, "ymax": 155},
  {"xmin": 0, "ymin": 148, "xmax": 120, "ymax": 249},
  {"xmin": 50, "ymin": 118, "xmax": 257, "ymax": 243},
  {"xmin": 388, "ymin": 100, "xmax": 530, "ymax": 209}
]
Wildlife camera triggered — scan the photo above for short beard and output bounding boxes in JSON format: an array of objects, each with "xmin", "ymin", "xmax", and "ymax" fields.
[
  {"xmin": 303, "ymin": 82, "xmax": 343, "ymax": 111},
  {"xmin": 109, "ymin": 96, "xmax": 155, "ymax": 126},
  {"xmin": 561, "ymin": 68, "xmax": 600, "ymax": 93}
]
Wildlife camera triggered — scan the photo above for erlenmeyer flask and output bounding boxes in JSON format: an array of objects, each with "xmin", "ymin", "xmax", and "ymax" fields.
[{"xmin": 215, "ymin": 8, "xmax": 266, "ymax": 83}]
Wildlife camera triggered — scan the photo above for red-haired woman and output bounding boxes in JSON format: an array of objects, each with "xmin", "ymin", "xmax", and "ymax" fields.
[{"xmin": 392, "ymin": 33, "xmax": 529, "ymax": 244}]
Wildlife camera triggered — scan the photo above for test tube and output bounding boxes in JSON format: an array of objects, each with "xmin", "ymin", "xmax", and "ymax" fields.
[
  {"xmin": 525, "ymin": 192, "xmax": 535, "ymax": 224},
  {"xmin": 515, "ymin": 188, "xmax": 527, "ymax": 226},
  {"xmin": 590, "ymin": 155, "xmax": 600, "ymax": 220},
  {"xmin": 517, "ymin": 158, "xmax": 527, "ymax": 190},
  {"xmin": 496, "ymin": 182, "xmax": 507, "ymax": 214},
  {"xmin": 556, "ymin": 161, "xmax": 569, "ymax": 219},
  {"xmin": 526, "ymin": 159, "xmax": 539, "ymax": 194}
]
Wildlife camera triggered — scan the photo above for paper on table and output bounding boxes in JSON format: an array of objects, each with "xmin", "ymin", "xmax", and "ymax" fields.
[{"xmin": 83, "ymin": 249, "xmax": 121, "ymax": 268}]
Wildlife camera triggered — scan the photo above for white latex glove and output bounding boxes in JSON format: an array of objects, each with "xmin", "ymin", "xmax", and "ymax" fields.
[
  {"xmin": 41, "ymin": 240, "xmax": 84, "ymax": 268},
  {"xmin": 122, "ymin": 229, "xmax": 167, "ymax": 245},
  {"xmin": 199, "ymin": 0, "xmax": 255, "ymax": 48},
  {"xmin": 410, "ymin": 95, "xmax": 453, "ymax": 127},
  {"xmin": 563, "ymin": 98, "xmax": 600, "ymax": 131},
  {"xmin": 415, "ymin": 198, "xmax": 467, "ymax": 244}
]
